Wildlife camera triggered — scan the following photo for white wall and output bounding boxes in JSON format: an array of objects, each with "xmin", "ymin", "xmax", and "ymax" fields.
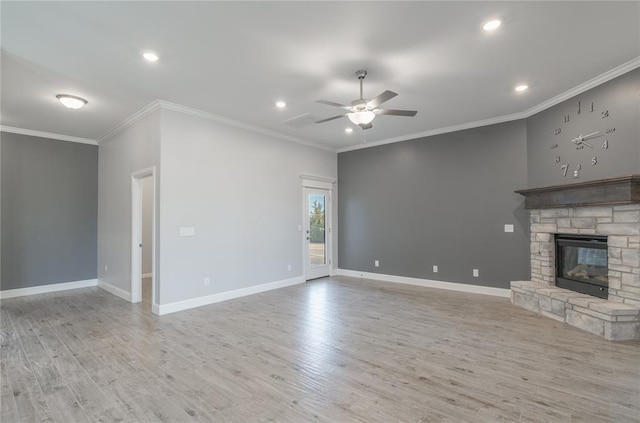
[
  {"xmin": 142, "ymin": 176, "xmax": 153, "ymax": 276},
  {"xmin": 97, "ymin": 110, "xmax": 161, "ymax": 298},
  {"xmin": 158, "ymin": 109, "xmax": 337, "ymax": 305}
]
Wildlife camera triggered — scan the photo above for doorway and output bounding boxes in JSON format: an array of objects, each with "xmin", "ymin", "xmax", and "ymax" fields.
[
  {"xmin": 140, "ymin": 176, "xmax": 154, "ymax": 306},
  {"xmin": 131, "ymin": 167, "xmax": 158, "ymax": 313},
  {"xmin": 303, "ymin": 185, "xmax": 332, "ymax": 280}
]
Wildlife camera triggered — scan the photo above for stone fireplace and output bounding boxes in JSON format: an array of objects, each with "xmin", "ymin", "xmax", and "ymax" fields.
[{"xmin": 511, "ymin": 175, "xmax": 640, "ymax": 341}]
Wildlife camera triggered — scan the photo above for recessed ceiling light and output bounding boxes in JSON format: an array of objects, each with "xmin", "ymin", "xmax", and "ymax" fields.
[
  {"xmin": 275, "ymin": 101, "xmax": 286, "ymax": 108},
  {"xmin": 515, "ymin": 84, "xmax": 529, "ymax": 92},
  {"xmin": 483, "ymin": 19, "xmax": 501, "ymax": 31},
  {"xmin": 56, "ymin": 94, "xmax": 87, "ymax": 109},
  {"xmin": 345, "ymin": 127, "xmax": 353, "ymax": 133},
  {"xmin": 142, "ymin": 52, "xmax": 159, "ymax": 62}
]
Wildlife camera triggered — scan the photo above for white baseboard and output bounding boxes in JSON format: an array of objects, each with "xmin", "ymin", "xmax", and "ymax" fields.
[
  {"xmin": 157, "ymin": 276, "xmax": 305, "ymax": 316},
  {"xmin": 0, "ymin": 279, "xmax": 98, "ymax": 299},
  {"xmin": 142, "ymin": 273, "xmax": 153, "ymax": 279},
  {"xmin": 335, "ymin": 269, "xmax": 511, "ymax": 298},
  {"xmin": 97, "ymin": 280, "xmax": 132, "ymax": 302}
]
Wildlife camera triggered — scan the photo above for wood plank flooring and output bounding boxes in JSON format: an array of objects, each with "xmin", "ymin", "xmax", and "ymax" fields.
[{"xmin": 1, "ymin": 276, "xmax": 639, "ymax": 422}]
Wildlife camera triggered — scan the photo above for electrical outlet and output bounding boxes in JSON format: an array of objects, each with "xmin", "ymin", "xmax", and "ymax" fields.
[
  {"xmin": 374, "ymin": 260, "xmax": 379, "ymax": 267},
  {"xmin": 504, "ymin": 224, "xmax": 514, "ymax": 233},
  {"xmin": 204, "ymin": 277, "xmax": 210, "ymax": 287},
  {"xmin": 287, "ymin": 264, "xmax": 292, "ymax": 272},
  {"xmin": 473, "ymin": 269, "xmax": 479, "ymax": 277},
  {"xmin": 433, "ymin": 265, "xmax": 438, "ymax": 273}
]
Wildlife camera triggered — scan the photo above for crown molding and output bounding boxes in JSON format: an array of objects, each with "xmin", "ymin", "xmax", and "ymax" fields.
[
  {"xmin": 10, "ymin": 57, "xmax": 640, "ymax": 153},
  {"xmin": 96, "ymin": 100, "xmax": 162, "ymax": 144},
  {"xmin": 156, "ymin": 100, "xmax": 335, "ymax": 153},
  {"xmin": 521, "ymin": 56, "xmax": 640, "ymax": 118},
  {"xmin": 0, "ymin": 125, "xmax": 97, "ymax": 145},
  {"xmin": 339, "ymin": 56, "xmax": 640, "ymax": 153},
  {"xmin": 96, "ymin": 99, "xmax": 335, "ymax": 152},
  {"xmin": 337, "ymin": 112, "xmax": 527, "ymax": 153}
]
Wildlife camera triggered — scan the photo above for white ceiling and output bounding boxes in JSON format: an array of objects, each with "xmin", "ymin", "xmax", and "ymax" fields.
[{"xmin": 1, "ymin": 1, "xmax": 639, "ymax": 151}]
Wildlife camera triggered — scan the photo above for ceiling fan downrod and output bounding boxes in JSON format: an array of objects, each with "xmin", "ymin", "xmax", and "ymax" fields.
[{"xmin": 356, "ymin": 70, "xmax": 367, "ymax": 100}]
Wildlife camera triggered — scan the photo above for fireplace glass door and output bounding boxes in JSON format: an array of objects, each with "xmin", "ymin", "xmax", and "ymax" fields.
[{"xmin": 556, "ymin": 235, "xmax": 608, "ymax": 299}]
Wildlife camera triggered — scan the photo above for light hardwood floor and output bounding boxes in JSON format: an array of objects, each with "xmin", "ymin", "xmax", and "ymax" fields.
[{"xmin": 1, "ymin": 276, "xmax": 639, "ymax": 422}]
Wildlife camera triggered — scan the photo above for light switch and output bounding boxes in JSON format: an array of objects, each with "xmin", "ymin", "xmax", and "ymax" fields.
[
  {"xmin": 179, "ymin": 227, "xmax": 195, "ymax": 237},
  {"xmin": 504, "ymin": 224, "xmax": 514, "ymax": 233}
]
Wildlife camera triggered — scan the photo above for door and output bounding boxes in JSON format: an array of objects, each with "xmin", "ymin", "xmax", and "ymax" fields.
[{"xmin": 304, "ymin": 187, "xmax": 331, "ymax": 280}]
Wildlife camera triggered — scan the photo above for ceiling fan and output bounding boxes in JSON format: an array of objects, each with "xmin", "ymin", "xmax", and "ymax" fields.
[{"xmin": 315, "ymin": 70, "xmax": 417, "ymax": 130}]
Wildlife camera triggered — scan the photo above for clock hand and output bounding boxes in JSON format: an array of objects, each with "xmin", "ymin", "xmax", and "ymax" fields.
[
  {"xmin": 571, "ymin": 131, "xmax": 600, "ymax": 145},
  {"xmin": 581, "ymin": 131, "xmax": 601, "ymax": 141},
  {"xmin": 571, "ymin": 138, "xmax": 593, "ymax": 148}
]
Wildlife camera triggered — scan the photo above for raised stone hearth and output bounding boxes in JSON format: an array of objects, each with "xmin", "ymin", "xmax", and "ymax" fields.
[
  {"xmin": 511, "ymin": 281, "xmax": 639, "ymax": 340},
  {"xmin": 512, "ymin": 176, "xmax": 640, "ymax": 341}
]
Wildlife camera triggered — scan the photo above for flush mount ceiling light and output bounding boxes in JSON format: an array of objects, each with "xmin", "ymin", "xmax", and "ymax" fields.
[
  {"xmin": 275, "ymin": 101, "xmax": 286, "ymax": 108},
  {"xmin": 515, "ymin": 84, "xmax": 529, "ymax": 92},
  {"xmin": 483, "ymin": 19, "xmax": 501, "ymax": 31},
  {"xmin": 142, "ymin": 52, "xmax": 159, "ymax": 62},
  {"xmin": 56, "ymin": 94, "xmax": 87, "ymax": 109}
]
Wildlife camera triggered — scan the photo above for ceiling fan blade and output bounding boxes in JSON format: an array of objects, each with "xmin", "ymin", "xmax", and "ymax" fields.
[
  {"xmin": 281, "ymin": 113, "xmax": 318, "ymax": 127},
  {"xmin": 315, "ymin": 114, "xmax": 347, "ymax": 124},
  {"xmin": 359, "ymin": 122, "xmax": 373, "ymax": 130},
  {"xmin": 366, "ymin": 90, "xmax": 398, "ymax": 108},
  {"xmin": 316, "ymin": 100, "xmax": 351, "ymax": 110},
  {"xmin": 374, "ymin": 109, "xmax": 417, "ymax": 117}
]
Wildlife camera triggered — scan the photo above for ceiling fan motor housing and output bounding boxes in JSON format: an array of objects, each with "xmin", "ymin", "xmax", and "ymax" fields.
[{"xmin": 351, "ymin": 99, "xmax": 370, "ymax": 111}]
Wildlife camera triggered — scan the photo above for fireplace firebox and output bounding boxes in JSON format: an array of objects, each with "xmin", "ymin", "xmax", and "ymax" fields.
[{"xmin": 555, "ymin": 234, "xmax": 608, "ymax": 299}]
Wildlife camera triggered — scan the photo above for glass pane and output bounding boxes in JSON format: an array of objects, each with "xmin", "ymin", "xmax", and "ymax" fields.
[
  {"xmin": 308, "ymin": 194, "xmax": 326, "ymax": 266},
  {"xmin": 561, "ymin": 246, "xmax": 608, "ymax": 284}
]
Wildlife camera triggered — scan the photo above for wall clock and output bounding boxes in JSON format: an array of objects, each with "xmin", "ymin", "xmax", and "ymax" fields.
[{"xmin": 550, "ymin": 100, "xmax": 615, "ymax": 179}]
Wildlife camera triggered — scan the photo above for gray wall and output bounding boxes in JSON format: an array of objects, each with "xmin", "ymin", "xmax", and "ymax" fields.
[
  {"xmin": 338, "ymin": 120, "xmax": 530, "ymax": 289},
  {"xmin": 1, "ymin": 132, "xmax": 98, "ymax": 290},
  {"xmin": 527, "ymin": 68, "xmax": 640, "ymax": 187},
  {"xmin": 338, "ymin": 68, "xmax": 639, "ymax": 289}
]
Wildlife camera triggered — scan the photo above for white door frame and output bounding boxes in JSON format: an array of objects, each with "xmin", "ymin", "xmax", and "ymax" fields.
[
  {"xmin": 131, "ymin": 167, "xmax": 158, "ymax": 312},
  {"xmin": 301, "ymin": 175, "xmax": 335, "ymax": 280}
]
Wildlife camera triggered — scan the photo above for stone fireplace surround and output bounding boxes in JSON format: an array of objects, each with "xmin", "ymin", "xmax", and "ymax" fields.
[{"xmin": 511, "ymin": 176, "xmax": 640, "ymax": 341}]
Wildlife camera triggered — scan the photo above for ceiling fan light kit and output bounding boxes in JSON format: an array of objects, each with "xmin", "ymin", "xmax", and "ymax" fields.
[
  {"xmin": 315, "ymin": 69, "xmax": 417, "ymax": 130},
  {"xmin": 348, "ymin": 110, "xmax": 375, "ymax": 125}
]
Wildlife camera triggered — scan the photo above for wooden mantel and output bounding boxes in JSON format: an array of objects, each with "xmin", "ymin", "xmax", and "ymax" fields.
[{"xmin": 515, "ymin": 175, "xmax": 640, "ymax": 209}]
